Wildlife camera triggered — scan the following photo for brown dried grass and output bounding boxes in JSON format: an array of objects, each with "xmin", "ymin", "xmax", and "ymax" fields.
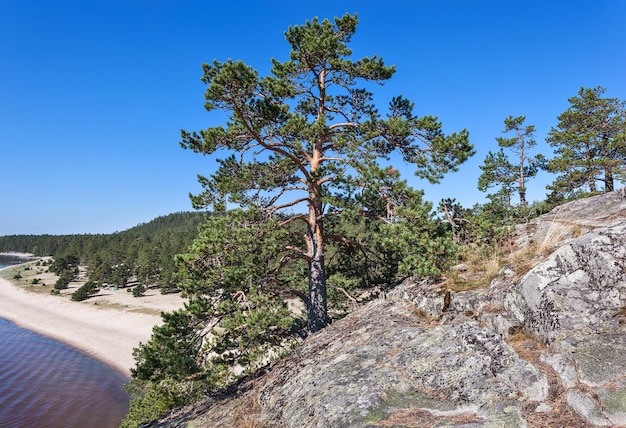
[
  {"xmin": 447, "ymin": 245, "xmax": 506, "ymax": 291},
  {"xmin": 231, "ymin": 395, "xmax": 267, "ymax": 428},
  {"xmin": 375, "ymin": 407, "xmax": 483, "ymax": 427},
  {"xmin": 509, "ymin": 336, "xmax": 593, "ymax": 428}
]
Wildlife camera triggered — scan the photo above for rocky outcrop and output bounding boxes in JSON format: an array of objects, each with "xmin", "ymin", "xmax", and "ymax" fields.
[
  {"xmin": 144, "ymin": 191, "xmax": 626, "ymax": 427},
  {"xmin": 147, "ymin": 299, "xmax": 547, "ymax": 427},
  {"xmin": 503, "ymin": 196, "xmax": 626, "ymax": 426}
]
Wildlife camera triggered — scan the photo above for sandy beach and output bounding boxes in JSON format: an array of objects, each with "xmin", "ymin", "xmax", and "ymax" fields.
[{"xmin": 0, "ymin": 264, "xmax": 185, "ymax": 377}]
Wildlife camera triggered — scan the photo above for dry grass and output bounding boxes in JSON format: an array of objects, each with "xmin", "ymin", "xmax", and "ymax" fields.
[
  {"xmin": 231, "ymin": 395, "xmax": 267, "ymax": 428},
  {"xmin": 483, "ymin": 250, "xmax": 503, "ymax": 281},
  {"xmin": 451, "ymin": 210, "xmax": 585, "ymax": 288},
  {"xmin": 375, "ymin": 407, "xmax": 483, "ymax": 427},
  {"xmin": 447, "ymin": 245, "xmax": 507, "ymax": 291},
  {"xmin": 503, "ymin": 217, "xmax": 580, "ymax": 282},
  {"xmin": 86, "ymin": 300, "xmax": 163, "ymax": 316},
  {"xmin": 480, "ymin": 301, "xmax": 506, "ymax": 314},
  {"xmin": 536, "ymin": 220, "xmax": 576, "ymax": 256},
  {"xmin": 509, "ymin": 336, "xmax": 593, "ymax": 428}
]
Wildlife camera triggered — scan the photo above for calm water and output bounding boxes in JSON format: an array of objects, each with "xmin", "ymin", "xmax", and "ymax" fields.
[
  {"xmin": 0, "ymin": 256, "xmax": 131, "ymax": 427},
  {"xmin": 0, "ymin": 254, "xmax": 37, "ymax": 269}
]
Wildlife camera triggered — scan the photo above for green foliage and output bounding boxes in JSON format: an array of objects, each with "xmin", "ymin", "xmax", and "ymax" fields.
[
  {"xmin": 199, "ymin": 290, "xmax": 297, "ymax": 377},
  {"xmin": 122, "ymin": 378, "xmax": 208, "ymax": 428},
  {"xmin": 13, "ymin": 272, "xmax": 22, "ymax": 280},
  {"xmin": 54, "ymin": 271, "xmax": 72, "ymax": 290},
  {"xmin": 132, "ymin": 284, "xmax": 146, "ymax": 297},
  {"xmin": 126, "ymin": 14, "xmax": 469, "ymax": 424},
  {"xmin": 49, "ymin": 255, "xmax": 80, "ymax": 276},
  {"xmin": 438, "ymin": 198, "xmax": 519, "ymax": 248},
  {"xmin": 546, "ymin": 86, "xmax": 626, "ymax": 199},
  {"xmin": 49, "ymin": 255, "xmax": 80, "ymax": 290},
  {"xmin": 478, "ymin": 149, "xmax": 517, "ymax": 205},
  {"xmin": 132, "ymin": 309, "xmax": 206, "ymax": 382},
  {"xmin": 71, "ymin": 281, "xmax": 99, "ymax": 301},
  {"xmin": 478, "ymin": 116, "xmax": 542, "ymax": 210},
  {"xmin": 180, "ymin": 12, "xmax": 472, "ymax": 333},
  {"xmin": 174, "ymin": 209, "xmax": 302, "ymax": 368}
]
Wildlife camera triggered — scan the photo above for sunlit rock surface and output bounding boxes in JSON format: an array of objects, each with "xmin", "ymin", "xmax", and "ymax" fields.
[{"xmin": 144, "ymin": 191, "xmax": 626, "ymax": 427}]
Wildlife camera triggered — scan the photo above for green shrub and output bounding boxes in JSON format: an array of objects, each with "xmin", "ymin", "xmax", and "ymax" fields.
[
  {"xmin": 71, "ymin": 281, "xmax": 100, "ymax": 301},
  {"xmin": 31, "ymin": 278, "xmax": 40, "ymax": 285},
  {"xmin": 132, "ymin": 284, "xmax": 146, "ymax": 297},
  {"xmin": 121, "ymin": 379, "xmax": 208, "ymax": 428},
  {"xmin": 54, "ymin": 272, "xmax": 71, "ymax": 290}
]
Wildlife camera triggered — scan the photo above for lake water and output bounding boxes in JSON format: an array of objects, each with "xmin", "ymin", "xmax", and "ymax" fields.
[
  {"xmin": 0, "ymin": 256, "xmax": 131, "ymax": 427},
  {"xmin": 0, "ymin": 254, "xmax": 37, "ymax": 269}
]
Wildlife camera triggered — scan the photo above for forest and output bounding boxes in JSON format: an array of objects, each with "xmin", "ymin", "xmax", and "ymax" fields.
[{"xmin": 0, "ymin": 211, "xmax": 207, "ymax": 293}]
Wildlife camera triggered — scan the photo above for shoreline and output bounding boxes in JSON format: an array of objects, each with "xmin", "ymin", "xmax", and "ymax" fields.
[
  {"xmin": 0, "ymin": 266, "xmax": 185, "ymax": 377},
  {"xmin": 0, "ymin": 252, "xmax": 36, "ymax": 257}
]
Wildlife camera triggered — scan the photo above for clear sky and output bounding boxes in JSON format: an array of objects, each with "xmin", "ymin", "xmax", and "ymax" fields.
[{"xmin": 1, "ymin": 0, "xmax": 625, "ymax": 235}]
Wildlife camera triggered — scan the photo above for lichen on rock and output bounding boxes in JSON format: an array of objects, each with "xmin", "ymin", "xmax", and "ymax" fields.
[{"xmin": 144, "ymin": 192, "xmax": 626, "ymax": 428}]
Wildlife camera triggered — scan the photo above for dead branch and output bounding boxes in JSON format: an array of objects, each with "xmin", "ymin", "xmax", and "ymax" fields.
[{"xmin": 334, "ymin": 286, "xmax": 359, "ymax": 311}]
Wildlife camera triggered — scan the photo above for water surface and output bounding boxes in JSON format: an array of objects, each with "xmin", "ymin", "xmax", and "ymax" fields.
[{"xmin": 0, "ymin": 255, "xmax": 131, "ymax": 427}]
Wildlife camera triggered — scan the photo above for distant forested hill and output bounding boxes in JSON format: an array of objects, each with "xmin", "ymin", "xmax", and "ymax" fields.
[{"xmin": 0, "ymin": 211, "xmax": 208, "ymax": 292}]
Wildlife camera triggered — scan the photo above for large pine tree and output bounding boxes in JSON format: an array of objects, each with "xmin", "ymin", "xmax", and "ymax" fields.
[
  {"xmin": 546, "ymin": 86, "xmax": 626, "ymax": 199},
  {"xmin": 179, "ymin": 13, "xmax": 473, "ymax": 333}
]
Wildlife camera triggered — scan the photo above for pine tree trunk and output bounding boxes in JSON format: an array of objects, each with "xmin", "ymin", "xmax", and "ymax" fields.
[
  {"xmin": 519, "ymin": 140, "xmax": 526, "ymax": 208},
  {"xmin": 589, "ymin": 179, "xmax": 597, "ymax": 193},
  {"xmin": 605, "ymin": 166, "xmax": 614, "ymax": 192},
  {"xmin": 586, "ymin": 144, "xmax": 596, "ymax": 192},
  {"xmin": 519, "ymin": 189, "xmax": 527, "ymax": 209},
  {"xmin": 306, "ymin": 189, "xmax": 328, "ymax": 333},
  {"xmin": 308, "ymin": 248, "xmax": 328, "ymax": 333}
]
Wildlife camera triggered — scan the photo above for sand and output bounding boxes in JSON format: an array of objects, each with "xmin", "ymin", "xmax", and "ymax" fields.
[{"xmin": 0, "ymin": 266, "xmax": 185, "ymax": 377}]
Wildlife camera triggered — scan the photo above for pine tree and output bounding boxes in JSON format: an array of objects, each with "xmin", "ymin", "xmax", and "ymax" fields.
[
  {"xmin": 546, "ymin": 86, "xmax": 626, "ymax": 199},
  {"xmin": 478, "ymin": 116, "xmax": 541, "ymax": 208},
  {"xmin": 180, "ymin": 13, "xmax": 473, "ymax": 333}
]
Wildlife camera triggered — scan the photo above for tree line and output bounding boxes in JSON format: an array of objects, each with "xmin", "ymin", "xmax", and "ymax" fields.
[
  {"xmin": 0, "ymin": 211, "xmax": 207, "ymax": 293},
  {"xmin": 477, "ymin": 86, "xmax": 625, "ymax": 209}
]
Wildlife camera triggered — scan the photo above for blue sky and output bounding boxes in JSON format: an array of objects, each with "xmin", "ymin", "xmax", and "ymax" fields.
[{"xmin": 1, "ymin": 1, "xmax": 624, "ymax": 235}]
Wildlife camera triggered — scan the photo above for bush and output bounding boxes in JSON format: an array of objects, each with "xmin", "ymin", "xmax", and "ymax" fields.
[
  {"xmin": 54, "ymin": 272, "xmax": 71, "ymax": 290},
  {"xmin": 13, "ymin": 272, "xmax": 22, "ymax": 280},
  {"xmin": 132, "ymin": 284, "xmax": 146, "ymax": 297},
  {"xmin": 121, "ymin": 379, "xmax": 208, "ymax": 428},
  {"xmin": 71, "ymin": 281, "xmax": 100, "ymax": 302},
  {"xmin": 31, "ymin": 278, "xmax": 40, "ymax": 285}
]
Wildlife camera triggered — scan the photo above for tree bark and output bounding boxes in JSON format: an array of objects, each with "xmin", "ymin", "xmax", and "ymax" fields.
[
  {"xmin": 306, "ymin": 168, "xmax": 328, "ymax": 333},
  {"xmin": 518, "ymin": 131, "xmax": 527, "ymax": 209},
  {"xmin": 605, "ymin": 166, "xmax": 614, "ymax": 192},
  {"xmin": 307, "ymin": 247, "xmax": 328, "ymax": 333}
]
